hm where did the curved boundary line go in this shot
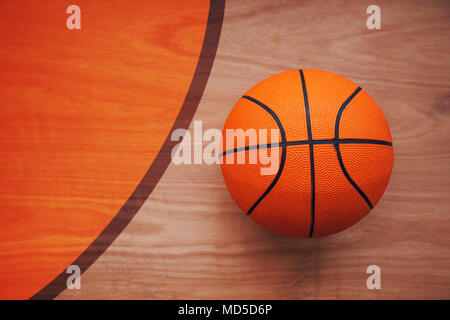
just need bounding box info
[31,0,225,300]
[334,87,374,209]
[241,96,287,216]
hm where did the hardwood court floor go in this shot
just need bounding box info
[57,0,450,299]
[1,0,448,299]
[0,0,210,299]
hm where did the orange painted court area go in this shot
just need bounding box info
[0,1,209,299]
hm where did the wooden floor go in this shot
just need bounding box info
[55,0,450,299]
[0,0,211,299]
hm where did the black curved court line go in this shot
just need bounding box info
[31,0,225,300]
[334,86,373,209]
[299,70,316,238]
[242,96,287,216]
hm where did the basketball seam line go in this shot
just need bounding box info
[334,86,374,209]
[242,96,287,216]
[231,82,384,233]
[299,70,316,238]
[220,138,392,156]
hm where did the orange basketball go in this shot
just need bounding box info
[220,69,393,238]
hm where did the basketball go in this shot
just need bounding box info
[221,69,394,238]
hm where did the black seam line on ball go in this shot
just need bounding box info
[241,95,287,216]
[242,96,287,143]
[335,87,362,138]
[334,87,373,209]
[220,138,392,157]
[299,69,316,238]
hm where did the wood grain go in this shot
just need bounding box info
[0,0,209,299]
[55,0,450,299]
